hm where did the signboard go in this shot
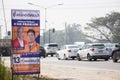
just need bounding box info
[11,9,40,75]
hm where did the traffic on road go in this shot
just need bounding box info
[42,42,120,63]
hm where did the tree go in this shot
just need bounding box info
[87,12,120,43]
[66,23,90,44]
[40,23,91,46]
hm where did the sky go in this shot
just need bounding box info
[0,0,120,38]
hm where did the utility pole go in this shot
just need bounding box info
[28,3,63,45]
[49,29,51,43]
[2,0,8,46]
[65,22,67,44]
[0,25,2,39]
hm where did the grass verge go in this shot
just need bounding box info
[0,60,57,80]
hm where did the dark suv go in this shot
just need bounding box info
[40,46,46,58]
[112,43,120,62]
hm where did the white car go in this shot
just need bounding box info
[77,43,110,61]
[44,43,59,57]
[57,44,80,60]
[104,43,119,57]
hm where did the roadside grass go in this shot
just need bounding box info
[0,60,21,80]
[0,60,57,80]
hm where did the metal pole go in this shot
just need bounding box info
[65,22,67,44]
[2,0,8,45]
[49,29,50,43]
[10,40,14,80]
[0,26,1,62]
[37,74,39,80]
[0,26,2,39]
[44,8,47,44]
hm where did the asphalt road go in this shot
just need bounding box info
[41,56,120,71]
[1,56,120,80]
[1,56,120,71]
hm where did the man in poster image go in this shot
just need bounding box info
[25,29,40,52]
[12,27,27,48]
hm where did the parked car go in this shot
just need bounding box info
[0,46,11,56]
[44,43,59,57]
[104,43,118,57]
[77,43,110,61]
[112,43,120,62]
[40,46,46,58]
[57,44,80,60]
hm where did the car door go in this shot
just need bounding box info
[80,45,86,58]
[82,44,89,58]
[59,46,66,59]
[62,46,68,59]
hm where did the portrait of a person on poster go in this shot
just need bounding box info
[24,29,40,52]
[12,27,27,49]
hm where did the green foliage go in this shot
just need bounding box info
[0,61,21,80]
[87,11,120,43]
[0,61,11,80]
[112,26,120,43]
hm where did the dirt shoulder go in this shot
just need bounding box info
[41,64,120,80]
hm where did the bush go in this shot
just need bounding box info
[0,61,20,80]
[0,61,11,80]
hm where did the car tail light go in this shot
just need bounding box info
[90,48,94,51]
[68,50,71,52]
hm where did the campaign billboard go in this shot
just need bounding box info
[11,9,40,75]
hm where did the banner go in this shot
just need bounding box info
[11,9,40,75]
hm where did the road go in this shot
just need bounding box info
[41,56,120,80]
[1,57,120,80]
[41,56,120,71]
[2,56,120,71]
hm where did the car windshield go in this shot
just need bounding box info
[68,45,79,49]
[48,44,58,47]
[92,44,105,49]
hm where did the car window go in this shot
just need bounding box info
[68,46,79,49]
[48,44,58,47]
[82,45,87,49]
[92,44,105,49]
[40,46,44,49]
[87,45,92,49]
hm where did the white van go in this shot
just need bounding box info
[44,43,59,57]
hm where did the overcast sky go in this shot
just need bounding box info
[0,0,120,37]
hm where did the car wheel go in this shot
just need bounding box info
[72,57,75,60]
[93,58,97,61]
[104,58,109,61]
[87,54,92,61]
[113,53,118,62]
[43,55,46,58]
[77,54,81,61]
[57,54,61,60]
[64,54,68,60]
[51,54,53,57]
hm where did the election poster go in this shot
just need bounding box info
[11,9,40,75]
